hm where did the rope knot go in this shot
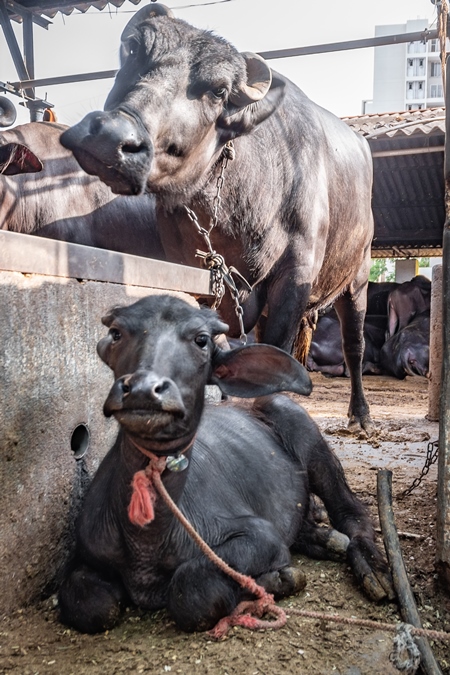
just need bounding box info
[128,456,166,527]
[208,591,287,639]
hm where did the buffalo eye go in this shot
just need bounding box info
[126,37,139,58]
[194,334,209,349]
[211,86,227,101]
[109,328,122,343]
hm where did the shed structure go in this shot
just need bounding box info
[343,107,445,258]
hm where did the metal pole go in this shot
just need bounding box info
[22,12,40,121]
[0,0,36,113]
[8,29,440,93]
[436,54,450,591]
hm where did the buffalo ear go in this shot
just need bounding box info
[0,143,43,175]
[96,311,118,365]
[210,343,312,398]
[96,336,111,365]
[218,74,286,139]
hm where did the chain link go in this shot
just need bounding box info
[184,141,250,344]
[397,439,439,499]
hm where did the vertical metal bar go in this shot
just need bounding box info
[0,1,34,107]
[23,14,34,84]
[436,54,450,591]
[22,12,42,121]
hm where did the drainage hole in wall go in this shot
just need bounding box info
[71,424,90,460]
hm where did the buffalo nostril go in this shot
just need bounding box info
[122,142,147,155]
[122,377,132,396]
[166,143,183,158]
[152,380,170,396]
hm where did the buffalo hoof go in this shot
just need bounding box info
[347,413,375,437]
[326,530,350,556]
[257,565,307,599]
[347,538,395,602]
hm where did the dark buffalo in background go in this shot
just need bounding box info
[0,122,164,259]
[386,275,431,339]
[366,281,399,316]
[58,295,393,635]
[308,278,431,380]
[307,308,386,377]
[61,4,375,432]
[380,311,430,379]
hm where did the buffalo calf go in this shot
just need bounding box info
[58,295,393,634]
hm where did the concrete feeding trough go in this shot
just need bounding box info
[0,231,212,615]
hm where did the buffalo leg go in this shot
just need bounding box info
[334,277,373,432]
[261,272,312,354]
[58,561,127,633]
[167,517,296,632]
[305,440,394,601]
[254,395,393,602]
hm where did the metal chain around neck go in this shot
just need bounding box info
[184,141,251,344]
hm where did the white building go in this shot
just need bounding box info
[364,19,444,114]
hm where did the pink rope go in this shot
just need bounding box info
[126,437,450,644]
[127,436,286,638]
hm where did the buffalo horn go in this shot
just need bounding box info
[229,52,272,107]
[121,3,174,41]
[0,97,17,128]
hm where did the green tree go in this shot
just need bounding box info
[369,259,388,282]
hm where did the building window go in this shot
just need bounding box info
[430,39,439,52]
[406,81,426,99]
[430,83,443,98]
[407,40,426,53]
[431,61,442,77]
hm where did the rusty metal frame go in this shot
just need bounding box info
[0,230,212,295]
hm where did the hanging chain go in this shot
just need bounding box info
[184,141,251,344]
[397,439,439,500]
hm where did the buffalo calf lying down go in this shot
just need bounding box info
[58,296,393,634]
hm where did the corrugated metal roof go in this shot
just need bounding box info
[6,0,143,22]
[342,107,446,139]
[342,108,445,257]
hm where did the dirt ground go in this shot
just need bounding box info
[1,373,449,675]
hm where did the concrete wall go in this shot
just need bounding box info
[0,270,198,616]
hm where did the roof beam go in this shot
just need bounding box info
[8,28,440,91]
[258,29,439,60]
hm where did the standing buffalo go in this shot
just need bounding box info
[60,4,375,432]
[0,121,164,259]
[58,295,393,634]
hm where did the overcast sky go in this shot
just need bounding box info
[0,0,439,126]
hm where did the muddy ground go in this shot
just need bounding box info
[1,373,449,675]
